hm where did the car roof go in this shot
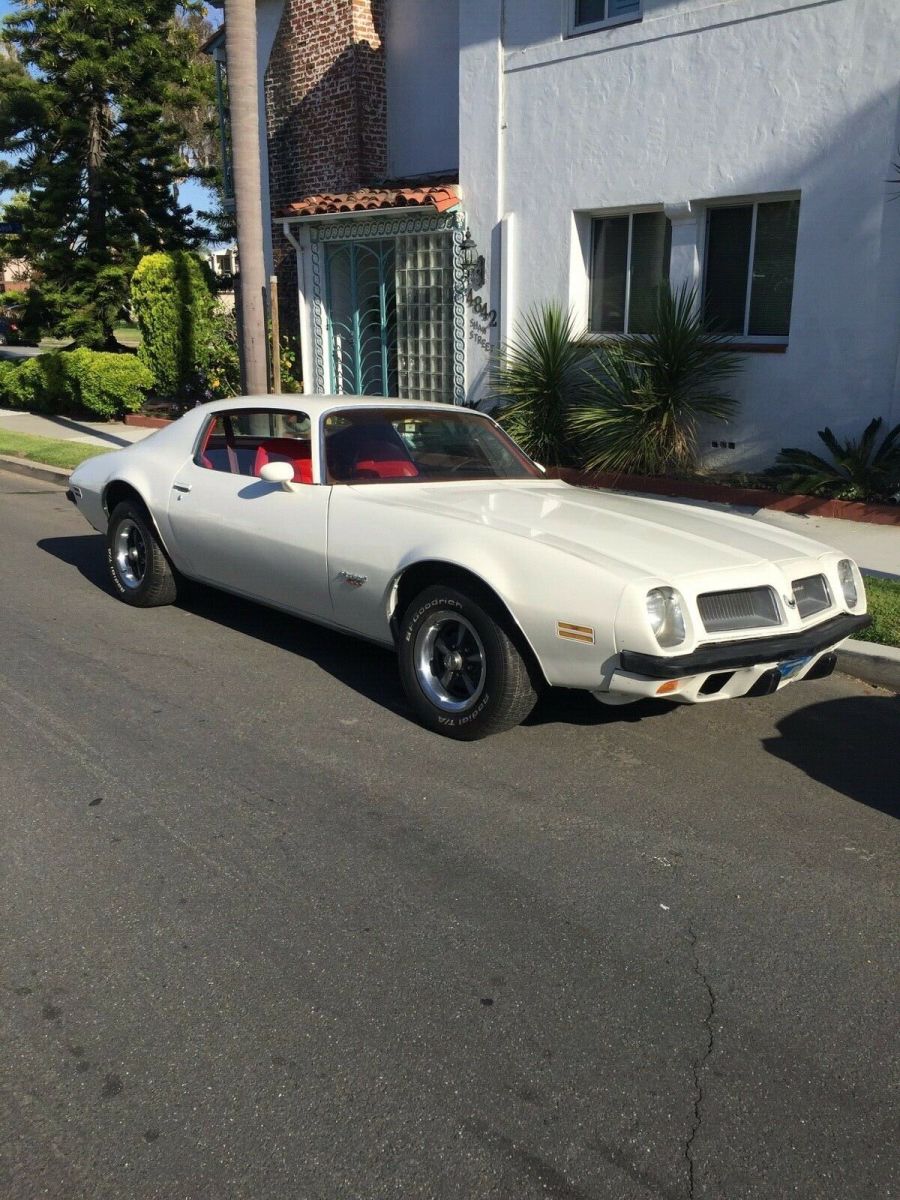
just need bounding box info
[194,395,473,419]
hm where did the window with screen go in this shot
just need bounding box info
[572,0,641,31]
[589,211,671,334]
[703,198,800,339]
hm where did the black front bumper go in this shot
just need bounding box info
[619,612,871,680]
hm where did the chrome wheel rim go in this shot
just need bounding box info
[414,611,486,713]
[113,518,147,589]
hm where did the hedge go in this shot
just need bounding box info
[0,350,153,418]
[131,251,218,400]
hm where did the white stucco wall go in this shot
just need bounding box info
[459,0,900,468]
[386,0,459,179]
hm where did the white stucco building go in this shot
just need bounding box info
[460,0,900,468]
[216,0,900,468]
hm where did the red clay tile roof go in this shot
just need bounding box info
[280,185,460,218]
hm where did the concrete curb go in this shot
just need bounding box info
[836,641,900,693]
[0,454,70,486]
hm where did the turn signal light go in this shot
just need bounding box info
[656,680,680,695]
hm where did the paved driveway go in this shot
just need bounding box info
[1,470,897,1199]
[0,343,44,360]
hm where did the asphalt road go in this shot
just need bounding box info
[1,468,897,1200]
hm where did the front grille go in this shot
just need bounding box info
[697,586,781,634]
[791,574,832,619]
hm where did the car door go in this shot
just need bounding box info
[165,407,332,621]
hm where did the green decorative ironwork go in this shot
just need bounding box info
[325,240,397,396]
[307,212,466,403]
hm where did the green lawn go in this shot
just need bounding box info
[0,430,110,471]
[853,575,900,649]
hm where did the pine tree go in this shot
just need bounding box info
[0,1,215,348]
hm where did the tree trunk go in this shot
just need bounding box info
[224,0,268,395]
[86,97,107,258]
[86,95,115,348]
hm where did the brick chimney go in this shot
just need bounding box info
[266,0,386,209]
[265,0,386,340]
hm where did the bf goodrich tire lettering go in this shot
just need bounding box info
[398,584,538,740]
[106,501,178,608]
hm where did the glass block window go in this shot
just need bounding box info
[589,210,671,334]
[395,231,455,404]
[704,198,800,338]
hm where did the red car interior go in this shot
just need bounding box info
[325,423,419,481]
[252,439,313,484]
[353,440,419,479]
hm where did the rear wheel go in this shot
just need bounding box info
[106,501,178,607]
[398,584,538,739]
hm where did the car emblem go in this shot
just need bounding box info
[784,592,797,609]
[338,571,367,589]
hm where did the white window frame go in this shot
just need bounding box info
[568,0,642,37]
[585,206,670,339]
[700,193,801,346]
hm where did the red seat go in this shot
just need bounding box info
[352,439,418,480]
[355,458,419,479]
[253,439,312,484]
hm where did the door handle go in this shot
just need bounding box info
[173,483,192,493]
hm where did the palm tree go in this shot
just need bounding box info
[490,303,586,465]
[224,0,268,393]
[569,283,742,476]
[771,418,900,502]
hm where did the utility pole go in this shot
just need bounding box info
[224,0,268,395]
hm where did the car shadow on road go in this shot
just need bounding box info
[38,531,678,731]
[39,533,110,590]
[762,695,900,819]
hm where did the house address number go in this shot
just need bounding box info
[467,289,497,328]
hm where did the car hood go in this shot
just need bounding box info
[357,479,835,580]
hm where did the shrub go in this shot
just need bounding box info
[491,303,586,466]
[0,350,151,417]
[131,251,218,401]
[569,284,742,475]
[63,349,153,417]
[770,418,900,503]
[194,302,241,403]
[0,353,67,412]
[279,333,302,393]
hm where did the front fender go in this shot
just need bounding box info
[387,535,626,691]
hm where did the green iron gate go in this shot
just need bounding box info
[324,239,397,396]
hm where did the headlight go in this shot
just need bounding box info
[646,587,686,647]
[837,559,858,608]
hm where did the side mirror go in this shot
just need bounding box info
[259,461,299,491]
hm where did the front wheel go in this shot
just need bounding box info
[106,501,178,607]
[398,585,538,740]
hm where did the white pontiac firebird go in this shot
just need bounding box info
[68,395,870,739]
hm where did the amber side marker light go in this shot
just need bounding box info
[656,680,681,695]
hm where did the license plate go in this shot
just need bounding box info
[777,655,811,679]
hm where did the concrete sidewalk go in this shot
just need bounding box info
[665,495,900,579]
[0,408,154,448]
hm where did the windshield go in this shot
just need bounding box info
[323,407,540,484]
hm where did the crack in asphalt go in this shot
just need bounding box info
[685,925,716,1199]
